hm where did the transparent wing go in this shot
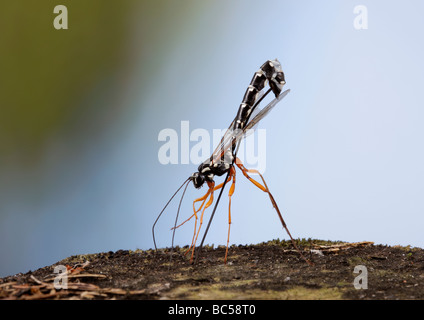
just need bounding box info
[209,90,265,162]
[209,118,236,163]
[243,88,290,132]
[211,89,290,164]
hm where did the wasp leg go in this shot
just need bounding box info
[172,188,210,232]
[170,188,209,258]
[235,158,313,266]
[183,185,213,258]
[225,166,236,264]
[188,181,216,262]
[188,172,236,263]
[188,177,234,226]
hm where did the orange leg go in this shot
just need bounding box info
[184,182,214,259]
[172,189,210,230]
[235,158,312,266]
[170,186,210,258]
[173,177,235,231]
[225,166,236,264]
[177,176,233,263]
[188,182,216,262]
[171,190,210,230]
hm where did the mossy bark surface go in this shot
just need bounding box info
[1,240,423,300]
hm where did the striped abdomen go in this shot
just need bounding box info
[233,59,286,132]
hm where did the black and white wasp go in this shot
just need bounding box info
[153,59,311,265]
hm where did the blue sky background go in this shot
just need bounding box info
[1,0,424,277]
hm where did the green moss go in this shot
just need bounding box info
[261,238,347,248]
[165,282,345,300]
[347,256,368,267]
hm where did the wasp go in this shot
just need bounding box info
[153,59,311,265]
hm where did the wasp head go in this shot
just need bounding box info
[190,172,205,189]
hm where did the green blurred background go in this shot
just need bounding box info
[0,0,206,276]
[0,0,199,162]
[1,1,127,159]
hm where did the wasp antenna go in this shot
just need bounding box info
[152,178,191,251]
[170,179,191,261]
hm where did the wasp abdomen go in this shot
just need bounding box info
[233,59,285,132]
